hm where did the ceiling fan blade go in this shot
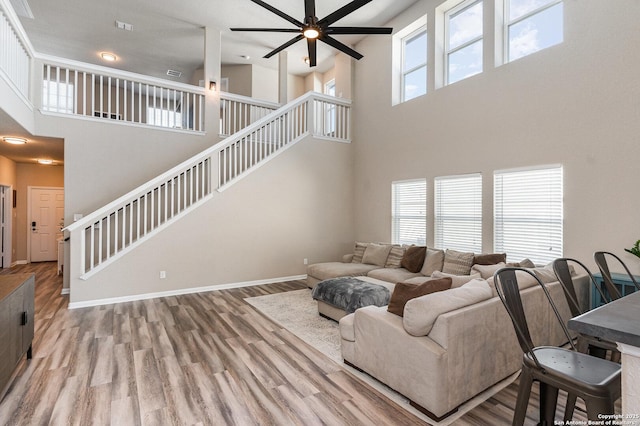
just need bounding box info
[263,34,305,58]
[248,0,304,28]
[230,28,302,33]
[304,0,316,22]
[317,0,372,26]
[319,35,363,60]
[307,38,317,66]
[327,26,393,35]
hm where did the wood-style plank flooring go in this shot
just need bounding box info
[0,263,610,425]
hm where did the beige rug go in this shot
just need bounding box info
[245,288,519,426]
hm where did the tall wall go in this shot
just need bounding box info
[351,0,640,272]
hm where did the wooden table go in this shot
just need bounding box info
[569,291,640,419]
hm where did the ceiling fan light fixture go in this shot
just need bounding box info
[303,26,320,39]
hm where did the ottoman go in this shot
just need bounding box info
[311,276,395,321]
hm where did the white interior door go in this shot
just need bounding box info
[30,188,64,262]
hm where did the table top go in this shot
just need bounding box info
[0,273,35,301]
[569,291,640,347]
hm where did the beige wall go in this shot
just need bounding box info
[221,64,253,97]
[251,64,278,103]
[14,163,64,261]
[351,0,640,273]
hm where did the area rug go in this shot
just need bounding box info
[245,288,519,426]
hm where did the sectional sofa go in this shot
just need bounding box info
[306,242,588,420]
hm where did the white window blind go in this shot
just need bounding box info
[435,173,482,252]
[392,179,426,245]
[494,165,563,265]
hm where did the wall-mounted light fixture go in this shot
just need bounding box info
[3,137,27,144]
[303,57,310,65]
[209,81,217,91]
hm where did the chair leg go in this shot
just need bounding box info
[513,368,534,426]
[539,382,559,426]
[563,394,578,422]
[586,397,615,421]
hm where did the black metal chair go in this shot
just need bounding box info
[594,251,640,301]
[494,267,621,426]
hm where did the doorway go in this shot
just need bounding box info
[0,185,12,268]
[28,187,64,262]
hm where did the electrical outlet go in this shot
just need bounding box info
[303,258,308,265]
[159,271,166,279]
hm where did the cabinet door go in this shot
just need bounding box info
[0,289,22,391]
[21,277,35,355]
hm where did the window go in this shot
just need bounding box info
[324,79,336,135]
[147,106,182,128]
[392,179,427,245]
[402,27,427,102]
[434,173,482,253]
[505,0,563,62]
[445,0,483,85]
[42,80,74,114]
[494,165,563,265]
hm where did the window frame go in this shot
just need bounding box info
[434,173,482,253]
[444,0,484,85]
[42,80,75,114]
[147,104,183,128]
[401,26,428,102]
[493,164,563,265]
[324,79,337,135]
[392,179,427,246]
[504,0,563,63]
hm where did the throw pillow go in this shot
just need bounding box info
[351,242,368,263]
[473,253,507,265]
[387,278,452,316]
[420,248,445,276]
[431,270,482,288]
[507,258,536,268]
[401,246,427,273]
[403,279,493,337]
[385,245,406,269]
[362,243,392,267]
[470,262,506,279]
[442,249,475,275]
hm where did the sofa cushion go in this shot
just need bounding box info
[401,246,427,273]
[385,245,406,269]
[420,248,445,276]
[307,262,380,281]
[403,279,493,337]
[339,313,355,342]
[470,262,506,279]
[431,271,482,288]
[486,269,541,297]
[387,278,453,316]
[352,242,368,263]
[473,253,507,265]
[442,249,475,275]
[362,243,392,267]
[367,268,423,283]
[531,264,558,284]
[507,258,535,268]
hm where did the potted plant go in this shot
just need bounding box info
[625,240,640,259]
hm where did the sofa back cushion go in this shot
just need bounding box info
[385,245,407,268]
[442,249,475,275]
[387,278,453,316]
[352,242,368,263]
[470,262,506,279]
[420,248,445,276]
[362,243,393,267]
[431,271,482,288]
[402,279,493,337]
[473,253,507,265]
[401,246,427,272]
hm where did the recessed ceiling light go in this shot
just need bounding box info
[240,55,251,60]
[101,52,117,62]
[37,159,53,165]
[3,137,27,144]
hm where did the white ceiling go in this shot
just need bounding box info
[1,0,419,164]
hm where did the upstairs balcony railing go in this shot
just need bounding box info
[0,0,33,104]
[40,57,206,132]
[219,92,280,137]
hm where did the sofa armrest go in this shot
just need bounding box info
[342,253,354,263]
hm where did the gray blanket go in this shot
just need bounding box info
[311,277,391,314]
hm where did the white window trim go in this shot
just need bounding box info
[434,173,482,253]
[392,179,427,246]
[503,0,563,63]
[42,80,75,114]
[401,26,428,103]
[444,0,483,85]
[392,15,427,106]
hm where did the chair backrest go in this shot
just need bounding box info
[552,258,607,317]
[594,251,639,299]
[494,267,576,371]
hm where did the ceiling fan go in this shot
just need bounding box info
[231,0,392,67]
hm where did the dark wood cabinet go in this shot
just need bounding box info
[0,273,35,400]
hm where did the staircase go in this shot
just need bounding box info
[65,91,352,280]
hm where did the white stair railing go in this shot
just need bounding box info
[0,0,33,105]
[66,92,351,280]
[219,92,280,137]
[40,56,205,132]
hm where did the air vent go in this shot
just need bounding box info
[166,70,182,78]
[115,20,133,31]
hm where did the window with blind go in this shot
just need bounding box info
[434,173,482,252]
[392,179,427,245]
[494,165,563,265]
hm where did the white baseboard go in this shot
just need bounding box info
[60,288,70,295]
[68,274,308,309]
[12,260,28,266]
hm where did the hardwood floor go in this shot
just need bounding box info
[0,263,609,425]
